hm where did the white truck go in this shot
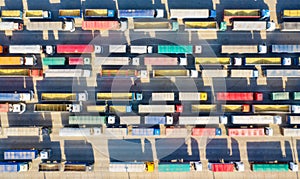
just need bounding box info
[232,21,275,31]
[26,21,75,32]
[95,57,130,66]
[59,128,101,136]
[9,45,42,54]
[231,115,282,124]
[230,69,259,78]
[44,69,91,78]
[109,45,127,53]
[151,92,175,101]
[281,22,300,31]
[130,45,153,54]
[0,22,23,31]
[2,127,41,136]
[221,44,267,54]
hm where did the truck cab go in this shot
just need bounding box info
[40,149,52,160]
[9,103,26,114]
[63,20,75,32]
[24,55,37,66]
[258,44,267,54]
[265,127,273,136]
[267,21,276,31]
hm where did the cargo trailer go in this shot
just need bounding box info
[170,9,216,19]
[41,92,88,101]
[25,10,51,19]
[85,9,115,18]
[221,45,267,54]
[151,92,174,101]
[231,115,282,124]
[216,92,263,101]
[59,128,101,136]
[44,69,91,78]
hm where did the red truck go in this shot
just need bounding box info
[82,21,127,31]
[68,57,91,65]
[192,128,221,136]
[56,45,95,54]
[208,163,234,172]
[227,128,265,137]
[144,57,178,65]
[216,92,263,101]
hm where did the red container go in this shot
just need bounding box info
[82,21,120,30]
[69,57,84,65]
[56,45,94,54]
[192,128,216,136]
[144,57,178,66]
[210,163,234,172]
[227,128,264,137]
[216,92,254,101]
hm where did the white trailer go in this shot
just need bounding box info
[138,105,175,113]
[179,92,207,101]
[119,116,141,124]
[44,69,91,77]
[0,22,22,31]
[151,92,174,101]
[231,115,282,124]
[272,45,300,53]
[109,45,127,53]
[169,9,216,19]
[282,128,300,136]
[232,21,275,31]
[221,45,267,54]
[109,162,145,172]
[265,69,300,77]
[287,116,300,124]
[230,69,259,78]
[281,22,300,31]
[130,46,153,54]
[105,128,128,136]
[2,127,41,136]
[95,57,130,65]
[59,128,101,136]
[179,116,220,125]
[201,69,228,77]
[9,45,42,54]
[26,21,75,32]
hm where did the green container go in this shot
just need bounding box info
[69,116,106,125]
[252,164,289,172]
[158,45,193,54]
[271,92,289,100]
[42,57,66,66]
[294,92,300,100]
[158,163,190,172]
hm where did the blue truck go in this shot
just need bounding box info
[4,150,38,160]
[0,162,29,172]
[118,9,164,18]
[0,91,33,102]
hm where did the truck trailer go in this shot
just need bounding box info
[221,45,267,54]
[223,9,270,25]
[0,162,29,172]
[118,9,164,18]
[179,92,208,101]
[44,69,91,78]
[2,127,41,136]
[58,9,82,18]
[138,105,181,113]
[0,69,42,77]
[0,22,23,31]
[0,103,26,114]
[4,150,38,160]
[109,45,127,53]
[9,45,42,54]
[282,10,300,19]
[25,10,51,19]
[0,56,36,66]
[151,92,174,101]
[230,69,258,78]
[184,21,219,31]
[133,20,178,31]
[85,9,115,18]
[144,57,186,66]
[130,46,153,54]
[41,92,88,101]
[179,116,224,125]
[1,10,22,19]
[281,22,300,31]
[232,21,275,31]
[170,9,216,19]
[82,21,127,31]
[97,92,142,101]
[158,45,202,54]
[109,162,154,172]
[231,115,282,124]
[95,57,130,66]
[216,92,263,101]
[0,92,33,102]
[59,128,101,136]
[265,69,300,77]
[272,45,300,53]
[56,44,99,53]
[34,104,82,112]
[26,21,75,32]
[252,104,300,114]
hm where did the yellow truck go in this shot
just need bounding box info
[195,57,231,65]
[282,10,300,19]
[192,104,216,113]
[1,10,22,19]
[25,10,51,19]
[245,57,287,65]
[184,21,218,31]
[0,56,37,66]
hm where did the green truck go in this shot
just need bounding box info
[158,45,202,54]
[252,163,289,172]
[271,92,290,100]
[69,116,106,125]
[42,57,66,66]
[158,163,190,172]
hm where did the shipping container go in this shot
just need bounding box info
[118,9,164,18]
[272,45,300,53]
[208,163,234,172]
[158,45,201,54]
[227,128,265,137]
[9,45,41,54]
[97,92,142,101]
[1,10,22,19]
[184,21,218,31]
[25,10,51,19]
[100,69,138,78]
[85,9,115,18]
[151,92,174,101]
[170,9,216,19]
[191,104,217,113]
[34,104,82,112]
[282,10,300,19]
[56,45,95,54]
[68,57,91,65]
[0,162,28,172]
[0,22,23,31]
[221,45,267,54]
[252,163,289,172]
[195,57,231,65]
[59,128,101,136]
[158,163,190,172]
[42,57,66,66]
[82,21,127,31]
[119,116,141,125]
[59,9,82,18]
[265,69,300,77]
[69,116,106,125]
[282,128,300,136]
[41,92,88,101]
[2,127,41,136]
[4,149,38,160]
[271,92,289,100]
[132,128,160,136]
[201,69,228,77]
[223,9,269,25]
[216,92,263,101]
[231,115,282,124]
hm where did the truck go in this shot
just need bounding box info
[0,22,23,31]
[1,10,22,19]
[272,45,300,53]
[39,163,62,172]
[138,105,182,113]
[86,105,106,113]
[232,21,275,31]
[252,163,289,172]
[68,57,91,65]
[191,104,217,113]
[44,69,91,78]
[85,9,115,18]
[109,105,132,113]
[0,103,26,114]
[151,92,174,101]
[231,115,282,124]
[0,92,33,102]
[158,163,191,172]
[25,10,51,19]
[265,69,300,77]
[287,116,300,124]
[64,162,93,171]
[184,21,219,31]
[34,104,82,112]
[221,104,251,113]
[179,92,207,101]
[144,57,187,66]
[2,127,41,136]
[153,70,198,78]
[82,21,128,31]
[0,56,37,66]
[9,45,42,54]
[118,9,164,18]
[192,128,222,136]
[281,22,300,31]
[107,116,139,125]
[158,45,202,54]
[105,127,128,136]
[26,21,75,32]
[179,116,227,125]
[252,105,300,114]
[96,92,142,101]
[42,57,66,66]
[165,127,188,136]
[56,44,99,54]
[133,20,178,31]
[109,162,154,172]
[0,162,29,172]
[201,69,228,77]
[216,92,263,101]
[69,116,106,125]
[223,9,270,25]
[282,10,300,19]
[244,57,291,66]
[0,69,43,77]
[271,92,290,100]
[294,92,300,100]
[227,128,273,137]
[95,57,130,66]
[109,45,127,53]
[230,69,259,78]
[195,57,231,65]
[170,9,216,19]
[221,45,267,54]
[208,163,235,172]
[100,69,138,78]
[282,128,300,136]
[144,116,173,125]
[130,46,153,54]
[59,128,101,136]
[4,149,38,160]
[41,92,88,101]
[131,128,160,136]
[58,9,82,18]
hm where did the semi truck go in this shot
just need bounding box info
[130,46,153,54]
[2,127,41,136]
[100,69,138,78]
[56,44,100,54]
[227,128,273,136]
[68,57,91,65]
[34,104,82,112]
[272,45,300,53]
[158,45,202,54]
[192,128,222,136]
[265,69,300,77]
[244,57,291,66]
[184,21,220,31]
[109,105,132,113]
[85,9,115,18]
[169,9,216,19]
[179,92,208,101]
[109,45,127,53]
[9,45,42,54]
[221,45,267,54]
[109,162,154,172]
[95,57,130,65]
[223,9,270,25]
[59,128,101,136]
[0,69,43,77]
[4,150,38,160]
[118,9,164,18]
[58,9,82,18]
[82,21,128,31]
[133,20,178,31]
[138,105,182,113]
[195,57,231,65]
[0,92,33,102]
[231,115,282,124]
[216,92,263,101]
[0,22,23,31]
[281,22,300,31]
[25,10,51,19]
[0,162,29,172]
[144,57,187,66]
[232,21,275,31]
[151,92,174,101]
[26,21,75,32]
[44,69,91,78]
[230,69,258,78]
[252,104,300,114]
[179,116,226,125]
[1,10,22,19]
[0,56,37,66]
[97,92,142,101]
[201,69,228,77]
[0,103,26,114]
[41,92,88,101]
[153,69,198,78]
